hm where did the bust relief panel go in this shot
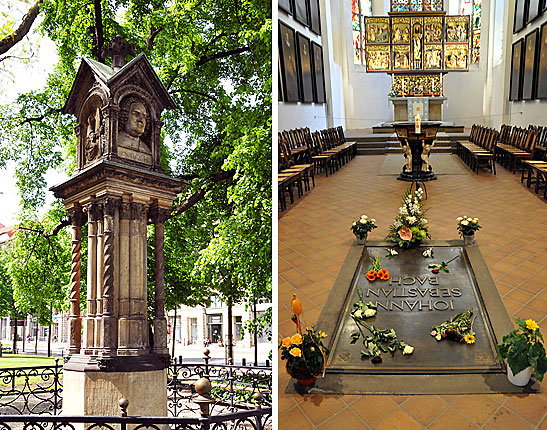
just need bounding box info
[117,96,153,165]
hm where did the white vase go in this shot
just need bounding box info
[507,365,533,386]
[463,234,475,245]
[356,234,367,245]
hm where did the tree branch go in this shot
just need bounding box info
[18,108,63,126]
[0,54,34,64]
[196,47,250,66]
[19,219,71,238]
[0,0,43,56]
[171,169,235,216]
[146,24,163,50]
[173,88,217,101]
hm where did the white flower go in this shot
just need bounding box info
[473,218,478,223]
[461,220,469,226]
[394,220,402,228]
[422,219,428,224]
[353,222,356,226]
[463,215,467,218]
[406,216,417,224]
[361,215,368,219]
[422,248,433,258]
[456,217,463,221]
[403,345,414,355]
[399,207,408,216]
[435,334,442,341]
[430,331,437,336]
[354,309,363,318]
[388,249,398,256]
[371,218,376,223]
[364,309,376,318]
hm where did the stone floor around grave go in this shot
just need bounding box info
[278,154,547,429]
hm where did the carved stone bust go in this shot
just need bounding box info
[117,98,152,164]
[84,107,101,163]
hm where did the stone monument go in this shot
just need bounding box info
[50,36,184,416]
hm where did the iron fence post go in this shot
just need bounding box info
[253,392,264,430]
[54,359,60,415]
[119,398,129,430]
[193,377,213,430]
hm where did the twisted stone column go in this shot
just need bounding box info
[68,209,84,355]
[101,198,118,355]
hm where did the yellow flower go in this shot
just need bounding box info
[310,347,315,352]
[281,337,292,348]
[464,334,475,344]
[318,330,327,338]
[289,347,302,357]
[290,333,303,345]
[291,294,303,316]
[525,319,539,331]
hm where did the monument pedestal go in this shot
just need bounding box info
[63,368,167,416]
[390,97,447,121]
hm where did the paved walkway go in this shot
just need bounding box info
[279,155,547,429]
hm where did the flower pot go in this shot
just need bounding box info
[287,364,318,386]
[507,365,533,386]
[463,234,475,245]
[355,234,367,245]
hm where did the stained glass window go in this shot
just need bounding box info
[352,0,372,64]
[460,0,481,63]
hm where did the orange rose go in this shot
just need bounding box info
[366,270,377,281]
[290,333,303,345]
[289,347,302,357]
[281,337,292,348]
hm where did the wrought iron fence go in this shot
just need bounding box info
[167,353,272,417]
[0,407,272,430]
[0,360,63,415]
[0,354,271,419]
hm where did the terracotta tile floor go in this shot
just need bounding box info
[278,155,547,429]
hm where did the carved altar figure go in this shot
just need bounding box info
[85,107,101,163]
[402,139,412,172]
[421,140,434,172]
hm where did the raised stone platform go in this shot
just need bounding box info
[286,240,541,395]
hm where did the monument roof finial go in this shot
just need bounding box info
[102,35,135,71]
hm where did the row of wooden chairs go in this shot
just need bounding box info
[456,124,498,174]
[497,125,538,173]
[278,126,356,211]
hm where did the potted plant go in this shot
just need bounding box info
[279,294,328,386]
[456,215,481,245]
[387,188,430,249]
[350,215,377,245]
[496,318,547,386]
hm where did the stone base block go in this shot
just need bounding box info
[63,368,167,416]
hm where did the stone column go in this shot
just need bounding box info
[83,204,98,354]
[95,207,104,349]
[129,202,148,352]
[101,198,118,356]
[117,202,131,353]
[152,208,169,356]
[68,208,84,355]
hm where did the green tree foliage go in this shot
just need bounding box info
[0,0,271,335]
[2,203,71,326]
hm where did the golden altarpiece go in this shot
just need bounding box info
[364,0,470,121]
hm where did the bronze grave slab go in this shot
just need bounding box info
[286,240,541,395]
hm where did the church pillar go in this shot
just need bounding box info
[153,208,169,356]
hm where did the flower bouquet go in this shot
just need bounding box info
[430,308,476,344]
[496,318,547,385]
[279,294,328,385]
[351,215,377,243]
[387,188,430,248]
[365,255,390,281]
[456,216,481,237]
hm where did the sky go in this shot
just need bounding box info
[0,13,63,227]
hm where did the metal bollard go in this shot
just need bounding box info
[242,358,247,366]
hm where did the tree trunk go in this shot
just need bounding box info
[47,322,52,357]
[22,316,26,352]
[11,316,16,353]
[253,301,258,366]
[227,299,233,364]
[34,323,38,354]
[171,308,177,358]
